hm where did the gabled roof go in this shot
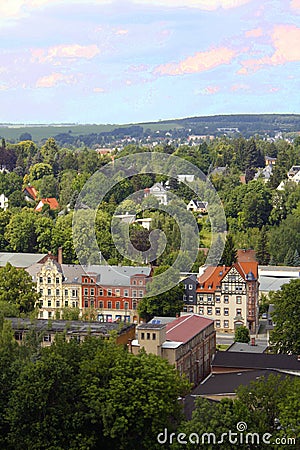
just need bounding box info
[165,314,214,344]
[196,261,258,293]
[35,197,59,211]
[23,185,38,200]
[83,264,151,286]
[0,252,47,269]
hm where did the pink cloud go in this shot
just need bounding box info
[31,44,100,63]
[239,24,300,74]
[115,29,128,35]
[36,72,75,88]
[132,0,250,10]
[245,27,263,38]
[231,83,250,91]
[155,47,236,76]
[291,0,300,10]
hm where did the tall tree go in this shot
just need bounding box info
[270,279,300,354]
[256,226,270,265]
[220,234,237,266]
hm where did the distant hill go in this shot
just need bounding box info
[1,113,300,144]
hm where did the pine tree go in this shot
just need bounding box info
[292,249,300,266]
[284,248,294,266]
[220,234,237,266]
[256,227,270,265]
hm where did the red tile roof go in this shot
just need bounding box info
[196,261,258,293]
[23,185,38,200]
[35,198,59,212]
[166,314,213,344]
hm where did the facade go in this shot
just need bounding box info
[131,314,216,385]
[186,199,208,213]
[182,274,198,311]
[144,182,168,205]
[183,262,259,333]
[27,256,82,319]
[81,265,151,323]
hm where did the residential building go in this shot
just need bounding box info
[0,193,8,210]
[131,314,216,385]
[182,274,198,312]
[184,262,259,333]
[186,199,208,213]
[35,197,59,212]
[144,182,168,205]
[8,317,135,347]
[81,265,151,323]
[27,254,82,319]
[265,155,277,166]
[254,164,273,182]
[23,185,38,202]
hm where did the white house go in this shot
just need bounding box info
[144,183,168,205]
[187,199,208,213]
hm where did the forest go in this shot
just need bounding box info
[0,134,300,267]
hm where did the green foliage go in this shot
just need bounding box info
[234,326,250,343]
[270,279,300,354]
[220,234,237,266]
[0,263,40,314]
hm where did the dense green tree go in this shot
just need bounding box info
[256,226,270,265]
[270,279,300,354]
[29,162,53,182]
[234,325,250,343]
[0,263,40,314]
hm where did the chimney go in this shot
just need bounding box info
[58,247,63,265]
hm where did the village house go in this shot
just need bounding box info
[35,197,59,212]
[186,199,208,213]
[144,182,168,205]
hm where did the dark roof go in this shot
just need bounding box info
[137,323,166,330]
[212,351,300,371]
[195,370,294,396]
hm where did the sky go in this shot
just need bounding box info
[0,0,300,124]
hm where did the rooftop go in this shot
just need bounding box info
[0,252,47,268]
[212,351,300,372]
[166,314,214,344]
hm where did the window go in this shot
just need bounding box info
[133,301,137,310]
[183,295,187,301]
[215,320,221,328]
[116,301,120,309]
[224,320,229,328]
[224,296,229,303]
[48,311,52,318]
[39,276,43,283]
[56,300,60,307]
[199,307,204,315]
[72,301,77,308]
[207,307,212,315]
[107,301,112,309]
[39,311,43,318]
[15,332,22,341]
[236,308,242,316]
[48,300,51,307]
[215,307,221,315]
[72,289,77,297]
[236,296,242,304]
[84,278,88,283]
[47,289,51,296]
[115,289,120,297]
[84,300,88,308]
[65,301,68,307]
[216,296,221,303]
[124,301,129,310]
[56,277,59,284]
[132,290,137,297]
[43,334,52,342]
[139,280,143,285]
[147,333,150,340]
[91,288,95,296]
[139,290,143,298]
[124,290,129,297]
[56,289,60,296]
[152,333,156,340]
[84,288,88,296]
[189,284,193,290]
[99,288,103,296]
[198,295,203,303]
[40,288,43,294]
[189,295,194,301]
[141,332,145,340]
[47,277,51,284]
[91,300,94,308]
[99,301,104,308]
[224,308,229,316]
[107,289,112,296]
[133,280,137,285]
[65,289,68,297]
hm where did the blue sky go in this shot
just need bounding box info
[0,0,299,124]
